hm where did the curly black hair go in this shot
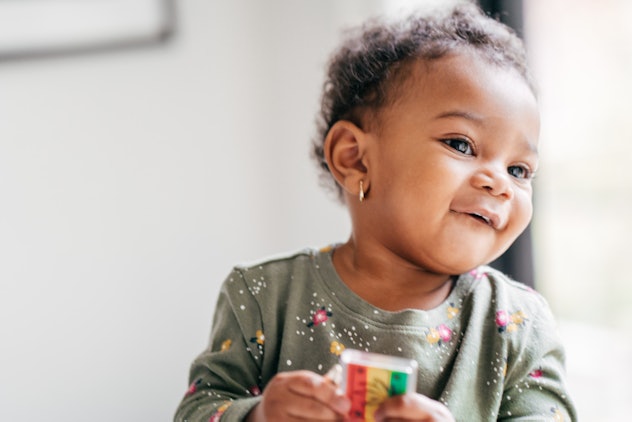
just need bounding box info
[312,2,534,202]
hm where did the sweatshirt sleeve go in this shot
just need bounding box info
[174,269,265,421]
[498,294,577,422]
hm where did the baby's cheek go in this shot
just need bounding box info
[510,193,533,231]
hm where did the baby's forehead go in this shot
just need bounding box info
[368,52,538,132]
[383,51,531,105]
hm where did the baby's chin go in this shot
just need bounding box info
[415,260,484,279]
[427,255,498,277]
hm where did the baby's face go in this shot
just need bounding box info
[362,51,540,275]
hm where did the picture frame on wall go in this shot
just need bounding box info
[0,0,175,60]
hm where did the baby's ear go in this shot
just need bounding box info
[323,120,370,197]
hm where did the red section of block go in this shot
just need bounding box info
[346,363,368,420]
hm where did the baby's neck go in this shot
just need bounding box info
[331,243,456,311]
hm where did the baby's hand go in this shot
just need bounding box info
[373,393,455,422]
[246,370,351,422]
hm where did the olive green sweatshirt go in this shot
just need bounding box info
[175,247,576,421]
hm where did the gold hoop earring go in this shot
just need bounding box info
[359,180,365,202]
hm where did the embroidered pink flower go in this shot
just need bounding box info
[186,378,202,396]
[469,269,486,280]
[437,324,452,342]
[426,324,453,345]
[495,310,509,327]
[529,368,543,379]
[248,385,262,396]
[307,306,333,327]
[496,310,528,333]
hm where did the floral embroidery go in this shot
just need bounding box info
[220,339,232,352]
[511,310,527,324]
[426,324,452,345]
[447,303,460,319]
[495,310,527,333]
[209,402,232,422]
[307,306,332,327]
[248,385,262,396]
[185,378,203,396]
[330,341,345,355]
[495,310,508,326]
[469,268,486,280]
[250,330,265,349]
[551,405,565,422]
[529,368,544,379]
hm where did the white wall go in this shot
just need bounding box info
[0,1,388,420]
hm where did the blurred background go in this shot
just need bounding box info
[0,0,629,420]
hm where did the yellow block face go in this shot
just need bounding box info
[364,367,391,422]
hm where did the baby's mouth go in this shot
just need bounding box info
[450,206,502,229]
[469,212,492,226]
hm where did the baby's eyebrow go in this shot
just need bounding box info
[433,110,484,123]
[520,139,539,156]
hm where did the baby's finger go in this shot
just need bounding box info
[324,364,343,386]
[282,393,347,420]
[373,393,455,422]
[286,371,350,415]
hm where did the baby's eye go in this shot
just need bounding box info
[443,138,473,155]
[508,165,532,180]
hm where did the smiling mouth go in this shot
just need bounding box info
[468,212,493,226]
